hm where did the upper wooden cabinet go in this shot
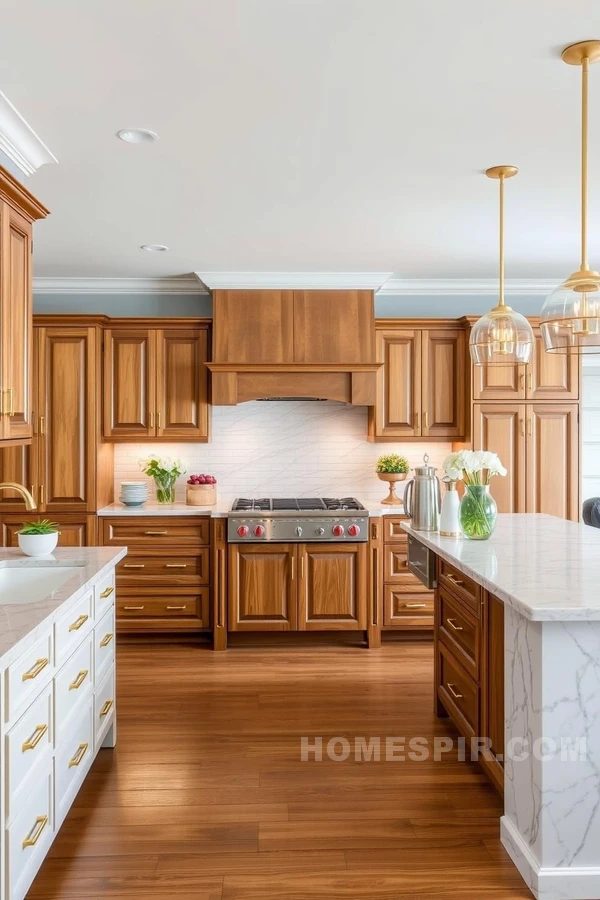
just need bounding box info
[369,324,466,440]
[0,166,49,445]
[473,327,579,401]
[293,291,375,363]
[472,403,527,514]
[214,291,294,363]
[103,321,210,441]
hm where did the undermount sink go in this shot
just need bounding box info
[0,565,84,604]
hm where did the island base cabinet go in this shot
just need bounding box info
[6,763,54,900]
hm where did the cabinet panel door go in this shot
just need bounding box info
[528,330,579,400]
[228,544,297,631]
[1,514,96,547]
[472,403,526,513]
[103,330,156,438]
[421,329,466,438]
[526,405,579,521]
[37,327,96,511]
[293,291,374,364]
[472,363,525,401]
[1,204,33,441]
[372,330,421,438]
[0,442,38,509]
[156,329,209,440]
[213,290,294,363]
[384,587,434,629]
[298,543,367,630]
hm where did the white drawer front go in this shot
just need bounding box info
[55,589,93,664]
[6,630,54,726]
[6,761,53,900]
[94,607,115,684]
[94,663,115,749]
[6,682,53,822]
[55,700,93,827]
[54,633,94,747]
[95,570,115,620]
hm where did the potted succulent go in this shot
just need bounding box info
[140,456,186,504]
[376,453,410,506]
[17,519,61,557]
[186,473,217,506]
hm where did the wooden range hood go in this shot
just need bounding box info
[207,289,381,405]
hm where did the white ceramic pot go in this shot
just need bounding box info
[18,532,59,557]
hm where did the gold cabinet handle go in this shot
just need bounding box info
[291,556,295,580]
[520,417,525,436]
[371,523,379,541]
[100,586,114,599]
[424,410,429,430]
[22,723,48,752]
[123,605,144,610]
[520,373,525,390]
[99,632,114,647]
[447,573,464,587]
[68,742,89,768]
[69,669,89,691]
[166,605,187,610]
[527,417,532,436]
[528,372,533,392]
[447,683,463,700]
[157,411,161,429]
[149,411,154,428]
[414,411,420,431]
[446,617,464,632]
[99,699,114,718]
[6,387,14,416]
[403,602,427,609]
[22,815,48,849]
[165,563,187,568]
[69,613,89,632]
[22,658,49,682]
[39,484,44,507]
[123,564,145,569]
[39,415,46,436]
[145,531,168,536]
[300,555,305,579]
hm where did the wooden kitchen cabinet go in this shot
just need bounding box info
[369,329,421,438]
[103,320,210,441]
[228,543,297,631]
[1,514,96,547]
[381,516,434,631]
[0,166,49,445]
[293,291,375,364]
[213,290,294,364]
[421,329,466,438]
[480,591,505,794]
[472,403,527,514]
[297,543,367,630]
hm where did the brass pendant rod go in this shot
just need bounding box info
[499,173,505,307]
[581,55,589,271]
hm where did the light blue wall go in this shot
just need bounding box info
[375,294,545,318]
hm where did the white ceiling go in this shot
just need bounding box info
[2,0,600,280]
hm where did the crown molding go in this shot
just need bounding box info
[377,278,559,297]
[196,271,394,291]
[33,275,207,295]
[0,91,57,177]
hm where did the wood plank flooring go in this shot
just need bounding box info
[28,642,531,899]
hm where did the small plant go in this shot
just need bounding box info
[17,519,61,535]
[140,456,186,504]
[376,453,409,474]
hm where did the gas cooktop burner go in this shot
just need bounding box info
[228,497,368,542]
[230,497,366,512]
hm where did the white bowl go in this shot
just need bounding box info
[18,532,59,557]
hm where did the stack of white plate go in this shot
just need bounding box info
[119,482,149,507]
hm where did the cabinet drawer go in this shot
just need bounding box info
[384,544,430,591]
[102,517,209,548]
[437,642,479,740]
[6,762,53,900]
[384,588,434,628]
[383,516,408,543]
[56,700,93,827]
[438,559,480,616]
[117,591,206,619]
[95,569,116,620]
[6,629,54,726]
[6,681,53,821]
[95,606,115,684]
[55,589,94,664]
[54,633,94,747]
[117,550,209,582]
[94,663,115,749]
[438,587,480,681]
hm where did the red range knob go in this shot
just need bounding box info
[237,525,249,537]
[332,524,345,537]
[347,524,360,537]
[254,524,266,537]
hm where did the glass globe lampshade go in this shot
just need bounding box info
[469,305,534,365]
[540,271,600,353]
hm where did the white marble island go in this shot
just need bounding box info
[403,514,600,900]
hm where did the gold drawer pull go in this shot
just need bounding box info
[6,387,14,416]
[123,564,145,569]
[447,573,464,587]
[22,723,48,752]
[99,699,114,718]
[22,658,49,682]
[166,605,187,610]
[69,613,89,632]
[68,742,88,768]
[100,586,114,599]
[403,603,427,609]
[99,632,114,648]
[447,682,463,700]
[69,669,88,691]
[123,605,144,610]
[145,530,168,536]
[22,815,48,849]
[446,617,464,632]
[165,563,187,568]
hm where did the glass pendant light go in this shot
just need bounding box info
[470,167,534,366]
[541,40,600,354]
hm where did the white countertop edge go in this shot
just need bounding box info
[97,502,405,518]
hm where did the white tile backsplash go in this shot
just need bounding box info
[113,401,451,505]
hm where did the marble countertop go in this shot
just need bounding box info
[403,513,600,622]
[98,501,404,518]
[0,547,127,669]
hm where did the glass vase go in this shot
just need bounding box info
[153,474,177,504]
[459,484,497,541]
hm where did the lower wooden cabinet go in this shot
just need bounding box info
[228,542,367,632]
[382,517,434,630]
[116,587,210,632]
[480,591,505,793]
[0,514,97,547]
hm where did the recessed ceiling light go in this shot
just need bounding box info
[116,128,158,144]
[140,244,169,252]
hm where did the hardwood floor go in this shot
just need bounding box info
[28,642,530,899]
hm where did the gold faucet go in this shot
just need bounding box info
[0,483,37,510]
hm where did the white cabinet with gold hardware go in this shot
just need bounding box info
[0,558,120,900]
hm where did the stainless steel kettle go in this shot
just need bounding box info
[403,453,441,532]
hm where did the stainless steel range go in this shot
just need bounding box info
[227,497,368,542]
